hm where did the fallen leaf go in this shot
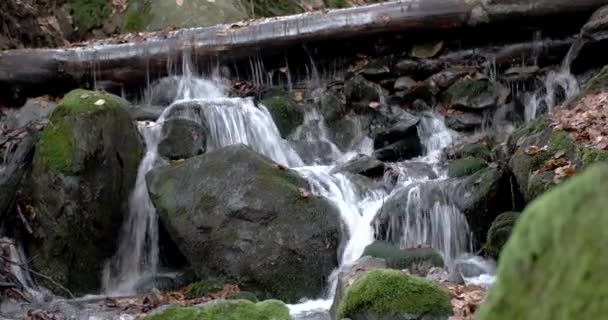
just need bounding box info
[176,0,184,6]
[94,99,106,106]
[80,94,90,99]
[299,188,311,199]
[369,101,380,109]
[554,150,566,159]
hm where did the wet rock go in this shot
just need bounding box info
[484,212,520,259]
[446,79,507,110]
[1,98,57,130]
[144,299,291,320]
[329,256,387,319]
[477,164,608,320]
[337,269,452,320]
[445,112,484,131]
[134,274,182,294]
[148,76,181,107]
[447,158,487,178]
[565,5,608,73]
[290,140,337,165]
[393,76,417,91]
[372,112,422,162]
[147,145,341,302]
[501,66,540,82]
[362,241,444,275]
[158,118,208,160]
[457,143,492,161]
[128,105,165,121]
[317,85,347,122]
[326,114,372,152]
[262,93,304,138]
[344,74,388,112]
[332,154,386,178]
[27,89,144,294]
[410,40,444,59]
[393,59,443,80]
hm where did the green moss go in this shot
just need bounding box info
[326,0,351,8]
[362,241,444,270]
[228,291,259,302]
[262,95,304,138]
[70,0,112,33]
[245,0,304,17]
[123,0,152,33]
[144,299,291,320]
[338,269,452,319]
[448,158,487,178]
[37,89,129,173]
[581,146,608,168]
[477,163,608,320]
[186,280,224,299]
[484,212,520,259]
[529,130,578,171]
[460,143,492,161]
[583,65,608,92]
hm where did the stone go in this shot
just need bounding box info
[262,94,304,138]
[1,97,57,130]
[447,158,488,178]
[362,241,444,275]
[372,112,422,162]
[27,89,144,294]
[158,118,207,160]
[337,269,452,320]
[332,154,386,178]
[445,112,484,131]
[484,212,520,259]
[147,145,341,302]
[393,76,417,91]
[148,76,181,107]
[317,85,347,123]
[476,164,608,320]
[290,140,338,165]
[446,79,507,110]
[410,40,444,59]
[393,59,443,80]
[344,74,388,112]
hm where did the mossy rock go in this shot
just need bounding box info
[459,143,492,161]
[362,241,444,274]
[483,212,520,259]
[228,291,259,302]
[122,0,152,33]
[262,94,304,138]
[144,299,291,320]
[326,0,351,8]
[447,158,487,178]
[245,0,304,17]
[338,269,452,320]
[69,0,112,33]
[477,163,608,320]
[28,89,143,294]
[186,280,225,299]
[446,79,503,110]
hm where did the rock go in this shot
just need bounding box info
[447,270,465,285]
[134,274,182,294]
[410,40,444,59]
[329,256,387,319]
[484,212,520,259]
[446,79,507,110]
[332,154,386,178]
[447,158,487,178]
[27,89,144,294]
[326,114,372,152]
[290,140,337,165]
[0,127,39,215]
[1,97,57,130]
[186,280,225,299]
[393,76,417,91]
[262,94,304,138]
[476,164,608,320]
[445,111,484,131]
[458,143,492,161]
[362,241,444,275]
[147,145,341,302]
[448,167,522,242]
[148,76,181,107]
[344,74,388,112]
[382,162,438,191]
[143,299,290,320]
[228,291,259,302]
[158,118,207,160]
[317,85,347,123]
[393,59,443,80]
[128,105,165,121]
[337,269,452,320]
[501,66,540,82]
[564,5,608,73]
[372,112,422,162]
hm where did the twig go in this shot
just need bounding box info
[16,204,33,235]
[29,269,74,299]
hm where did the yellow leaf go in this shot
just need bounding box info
[94,99,106,106]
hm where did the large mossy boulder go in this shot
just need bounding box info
[147,145,341,302]
[483,212,520,259]
[476,163,608,320]
[144,299,291,320]
[27,89,144,294]
[362,241,444,275]
[338,269,452,320]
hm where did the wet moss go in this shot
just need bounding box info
[326,0,351,8]
[448,158,487,178]
[338,269,452,319]
[69,0,112,33]
[583,65,608,92]
[460,143,492,161]
[477,163,608,320]
[484,212,520,259]
[261,95,304,138]
[581,146,608,168]
[186,280,224,299]
[246,0,304,17]
[228,291,259,302]
[362,241,444,270]
[144,300,291,320]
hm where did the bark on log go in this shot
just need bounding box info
[0,0,607,104]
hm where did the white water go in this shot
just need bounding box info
[524,69,579,121]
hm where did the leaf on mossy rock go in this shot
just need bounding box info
[553,92,608,151]
[524,145,548,155]
[554,163,577,184]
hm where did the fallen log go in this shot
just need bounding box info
[0,0,607,105]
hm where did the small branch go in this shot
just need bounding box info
[16,204,33,235]
[29,269,74,299]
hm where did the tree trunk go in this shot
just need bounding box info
[0,0,607,105]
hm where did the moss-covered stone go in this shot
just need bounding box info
[69,0,112,33]
[484,212,520,259]
[460,143,492,161]
[145,299,291,320]
[581,146,608,168]
[262,94,304,138]
[583,65,608,92]
[28,89,144,294]
[362,241,444,273]
[122,0,152,33]
[228,291,259,302]
[186,280,224,299]
[477,163,608,320]
[446,79,503,110]
[245,0,304,17]
[448,158,487,178]
[326,0,351,8]
[338,269,452,319]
